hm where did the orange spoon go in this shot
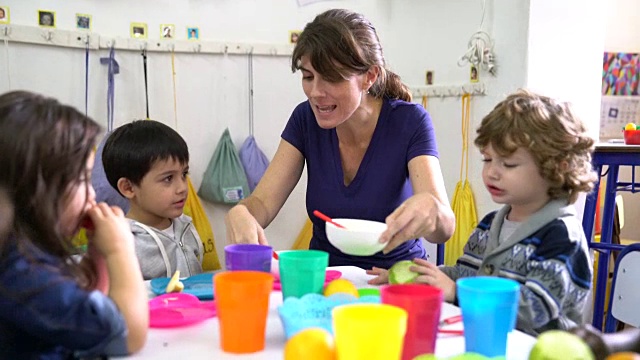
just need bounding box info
[313,210,347,229]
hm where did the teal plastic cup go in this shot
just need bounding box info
[456,277,520,358]
[278,250,329,299]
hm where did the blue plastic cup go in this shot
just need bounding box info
[456,277,520,358]
[225,244,272,272]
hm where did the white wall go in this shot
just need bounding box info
[526,0,607,222]
[603,0,640,241]
[0,0,612,265]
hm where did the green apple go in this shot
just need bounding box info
[412,355,438,360]
[448,353,491,360]
[389,260,419,284]
[529,330,595,360]
[413,353,490,360]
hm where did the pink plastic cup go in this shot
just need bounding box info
[381,284,444,359]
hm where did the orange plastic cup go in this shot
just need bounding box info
[213,271,274,353]
[333,303,407,360]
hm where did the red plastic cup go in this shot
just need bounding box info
[381,284,443,360]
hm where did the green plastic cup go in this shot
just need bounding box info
[278,250,329,299]
[358,288,381,297]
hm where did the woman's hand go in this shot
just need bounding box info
[224,204,268,245]
[379,192,445,254]
[366,267,389,285]
[410,258,456,302]
[379,155,455,254]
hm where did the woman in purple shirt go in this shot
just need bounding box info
[225,9,455,270]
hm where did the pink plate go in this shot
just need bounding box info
[149,293,217,328]
[273,270,342,291]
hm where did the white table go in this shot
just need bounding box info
[127,266,536,359]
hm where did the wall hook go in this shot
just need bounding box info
[224,45,228,54]
[193,43,201,53]
[41,30,53,42]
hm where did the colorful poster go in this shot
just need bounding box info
[602,52,640,96]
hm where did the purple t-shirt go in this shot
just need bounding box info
[281,98,440,269]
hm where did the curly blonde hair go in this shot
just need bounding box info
[474,89,597,204]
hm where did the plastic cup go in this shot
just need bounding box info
[456,277,520,358]
[358,288,381,297]
[213,271,274,353]
[333,303,407,360]
[381,284,443,359]
[224,244,272,272]
[278,250,328,299]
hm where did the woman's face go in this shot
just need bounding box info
[0,9,5,19]
[299,56,370,129]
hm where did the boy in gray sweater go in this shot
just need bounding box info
[369,89,597,336]
[103,120,203,280]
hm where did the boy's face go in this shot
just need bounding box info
[480,144,551,222]
[127,158,189,229]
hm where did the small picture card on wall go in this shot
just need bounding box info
[187,27,199,40]
[160,24,175,39]
[0,6,10,24]
[38,10,56,28]
[130,22,148,39]
[470,65,479,83]
[426,70,434,85]
[289,30,301,44]
[76,13,92,30]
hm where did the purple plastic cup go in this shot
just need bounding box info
[225,244,272,272]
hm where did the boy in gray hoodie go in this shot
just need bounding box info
[369,89,597,336]
[103,120,203,280]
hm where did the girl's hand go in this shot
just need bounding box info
[85,203,135,258]
[410,258,456,302]
[87,241,109,294]
[366,267,389,285]
[224,205,268,245]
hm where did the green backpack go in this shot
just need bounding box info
[198,128,250,204]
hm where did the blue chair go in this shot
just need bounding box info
[603,243,640,333]
[582,144,640,330]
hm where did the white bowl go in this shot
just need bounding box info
[325,218,387,256]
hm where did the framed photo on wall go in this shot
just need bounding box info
[38,10,56,28]
[289,30,301,44]
[470,65,479,83]
[130,22,148,39]
[0,6,10,24]
[187,27,200,40]
[76,13,92,30]
[161,24,175,39]
[426,70,434,85]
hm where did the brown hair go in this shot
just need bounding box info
[0,91,101,288]
[474,89,597,204]
[291,9,412,102]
